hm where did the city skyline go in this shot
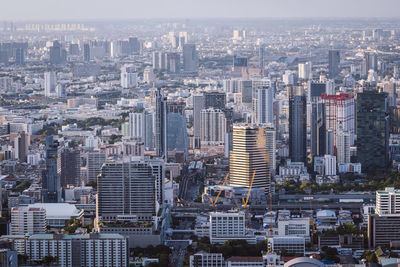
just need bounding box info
[2,0,400,20]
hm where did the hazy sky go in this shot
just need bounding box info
[2,0,400,21]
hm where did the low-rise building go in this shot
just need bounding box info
[267,236,305,256]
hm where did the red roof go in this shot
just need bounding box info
[226,257,263,262]
[321,93,353,100]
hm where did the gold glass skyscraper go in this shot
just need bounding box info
[229,124,270,193]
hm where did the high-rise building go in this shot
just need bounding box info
[363,52,378,77]
[167,101,188,155]
[328,50,340,78]
[326,129,334,156]
[152,51,160,70]
[143,66,155,84]
[356,90,389,172]
[86,151,106,182]
[253,87,274,124]
[289,95,307,163]
[11,206,46,235]
[193,94,205,148]
[298,62,312,80]
[336,130,351,164]
[375,187,400,216]
[183,44,198,73]
[322,93,355,146]
[324,155,337,176]
[49,41,65,65]
[15,47,24,65]
[129,37,140,54]
[58,148,81,187]
[310,102,326,157]
[129,112,145,140]
[44,71,57,97]
[200,108,226,146]
[14,131,28,162]
[265,125,277,176]
[204,91,226,110]
[229,124,270,192]
[155,89,167,159]
[97,159,158,222]
[166,52,180,73]
[83,43,90,62]
[120,64,137,88]
[42,136,61,203]
[144,111,154,150]
[259,44,265,69]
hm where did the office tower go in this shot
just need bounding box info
[15,47,24,65]
[144,111,154,150]
[322,93,355,145]
[166,52,180,73]
[200,108,226,146]
[120,64,137,88]
[58,148,81,187]
[326,130,334,156]
[363,52,378,76]
[265,125,276,175]
[253,87,274,124]
[97,159,158,221]
[14,131,27,162]
[44,71,57,97]
[357,90,389,172]
[25,233,128,267]
[204,91,226,110]
[49,41,65,65]
[183,44,198,73]
[324,155,337,176]
[83,43,90,62]
[86,151,106,182]
[298,62,312,80]
[155,89,168,159]
[229,124,270,192]
[259,44,265,69]
[167,101,188,154]
[11,206,46,235]
[328,50,340,78]
[238,79,253,104]
[289,95,307,163]
[193,94,205,148]
[310,102,326,156]
[42,136,61,203]
[129,37,140,54]
[336,130,350,164]
[152,51,160,70]
[129,112,144,140]
[143,66,155,84]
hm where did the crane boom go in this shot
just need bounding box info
[210,172,230,208]
[243,170,256,207]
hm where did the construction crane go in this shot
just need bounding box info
[209,172,230,210]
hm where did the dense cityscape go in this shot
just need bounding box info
[0,2,400,267]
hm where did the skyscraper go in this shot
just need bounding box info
[58,148,81,187]
[97,159,159,222]
[14,131,28,162]
[200,108,226,147]
[155,88,167,159]
[204,91,226,110]
[167,101,188,155]
[42,136,61,203]
[253,87,274,124]
[265,125,277,176]
[328,50,340,78]
[258,44,265,69]
[336,130,351,164]
[44,71,57,97]
[86,151,106,182]
[193,93,205,148]
[289,95,307,163]
[120,64,137,88]
[310,102,326,157]
[15,48,24,65]
[128,37,140,54]
[183,44,198,73]
[356,89,389,172]
[129,112,145,140]
[229,124,270,193]
[298,62,312,80]
[83,43,90,62]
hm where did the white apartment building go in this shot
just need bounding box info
[120,64,137,88]
[190,252,224,267]
[11,206,46,235]
[25,233,128,267]
[376,187,400,216]
[210,212,246,244]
